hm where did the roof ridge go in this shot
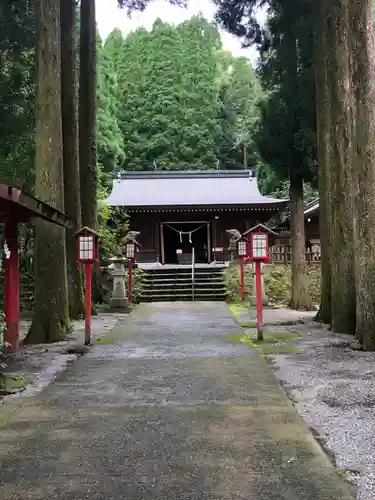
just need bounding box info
[118,170,254,180]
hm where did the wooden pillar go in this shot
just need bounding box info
[212,217,217,261]
[160,222,165,265]
[4,219,20,352]
[155,220,160,263]
[207,222,211,263]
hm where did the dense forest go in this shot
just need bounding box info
[1,10,265,190]
[97,16,264,183]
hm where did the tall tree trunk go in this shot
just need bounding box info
[349,0,375,349]
[282,4,311,310]
[289,176,312,310]
[79,0,97,229]
[25,0,70,344]
[326,0,356,334]
[79,0,103,305]
[314,0,332,324]
[61,0,84,319]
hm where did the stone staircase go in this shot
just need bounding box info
[139,266,226,302]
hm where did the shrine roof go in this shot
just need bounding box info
[0,184,72,227]
[304,198,319,217]
[106,170,286,210]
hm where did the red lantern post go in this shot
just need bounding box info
[237,239,248,299]
[4,220,20,352]
[249,230,271,341]
[125,242,135,302]
[76,227,100,345]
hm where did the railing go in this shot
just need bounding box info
[191,247,195,301]
[270,245,321,263]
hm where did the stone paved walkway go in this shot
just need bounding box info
[0,302,352,499]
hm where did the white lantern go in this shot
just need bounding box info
[126,243,135,259]
[251,233,269,260]
[237,240,247,257]
[76,226,100,263]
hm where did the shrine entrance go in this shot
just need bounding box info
[161,221,211,265]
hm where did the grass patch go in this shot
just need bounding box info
[228,302,248,320]
[223,331,304,355]
[95,327,137,345]
[0,373,26,394]
[253,332,302,342]
[239,320,257,328]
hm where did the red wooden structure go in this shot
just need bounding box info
[0,185,72,352]
[244,223,276,340]
[75,227,100,345]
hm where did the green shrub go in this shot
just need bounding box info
[224,263,321,307]
[0,310,4,348]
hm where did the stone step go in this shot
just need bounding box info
[142,288,226,295]
[139,267,226,302]
[143,278,224,285]
[139,293,225,302]
[146,269,224,276]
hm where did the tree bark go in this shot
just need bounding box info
[314,0,332,324]
[61,0,84,319]
[79,0,103,306]
[281,3,312,311]
[25,0,71,344]
[325,0,356,334]
[349,0,375,349]
[79,0,97,229]
[289,175,312,310]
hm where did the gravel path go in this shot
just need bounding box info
[0,303,351,499]
[265,320,375,499]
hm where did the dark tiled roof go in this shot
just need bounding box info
[304,198,319,217]
[106,170,286,208]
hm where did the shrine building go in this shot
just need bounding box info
[107,170,285,266]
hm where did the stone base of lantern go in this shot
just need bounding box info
[108,256,131,312]
[109,297,132,311]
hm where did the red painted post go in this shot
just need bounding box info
[128,259,133,302]
[84,262,92,345]
[255,261,263,341]
[4,220,20,353]
[240,257,245,299]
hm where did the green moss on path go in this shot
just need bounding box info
[224,331,304,355]
[95,327,137,345]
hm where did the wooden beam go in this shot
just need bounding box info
[213,218,217,261]
[160,222,165,265]
[207,222,211,263]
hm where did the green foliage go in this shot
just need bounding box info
[126,268,145,303]
[0,0,36,190]
[96,15,263,173]
[215,54,263,169]
[0,310,4,348]
[215,0,317,192]
[224,263,321,306]
[97,29,126,187]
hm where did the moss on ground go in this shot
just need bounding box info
[228,303,248,320]
[95,328,136,345]
[239,320,257,328]
[224,332,304,355]
[0,373,26,393]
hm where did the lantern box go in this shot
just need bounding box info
[126,242,135,259]
[250,232,270,261]
[237,239,247,257]
[242,223,277,263]
[76,226,100,263]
